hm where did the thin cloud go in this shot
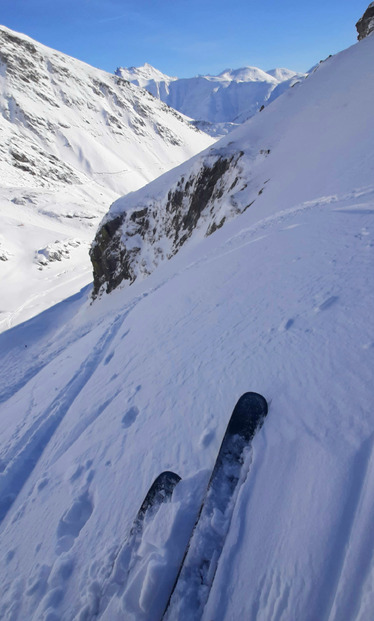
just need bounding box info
[96,13,129,23]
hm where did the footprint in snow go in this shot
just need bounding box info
[69,464,84,483]
[41,586,64,610]
[278,318,295,332]
[56,491,93,555]
[37,477,49,492]
[25,563,51,597]
[48,555,75,588]
[315,295,339,312]
[5,549,15,565]
[199,429,215,448]
[121,406,139,429]
[104,351,114,365]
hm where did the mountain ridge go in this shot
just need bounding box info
[0,24,213,330]
[116,62,305,126]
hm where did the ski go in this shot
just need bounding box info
[97,470,181,616]
[130,470,182,536]
[162,392,268,621]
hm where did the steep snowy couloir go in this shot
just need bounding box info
[0,8,373,621]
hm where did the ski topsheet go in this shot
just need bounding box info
[97,470,181,616]
[162,392,268,620]
[133,470,182,534]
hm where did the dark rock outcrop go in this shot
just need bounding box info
[356,3,374,40]
[90,152,245,296]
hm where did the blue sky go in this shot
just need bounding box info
[0,1,367,77]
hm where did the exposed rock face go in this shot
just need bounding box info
[90,150,248,296]
[356,2,374,40]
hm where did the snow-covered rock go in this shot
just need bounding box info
[35,239,84,267]
[92,33,374,298]
[90,149,245,295]
[356,2,374,40]
[0,26,214,330]
[116,63,305,126]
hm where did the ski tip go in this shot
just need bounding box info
[158,471,182,483]
[137,471,182,519]
[149,471,182,491]
[238,392,268,413]
[228,392,268,439]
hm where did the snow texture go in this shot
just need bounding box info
[0,23,374,621]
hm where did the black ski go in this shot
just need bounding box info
[97,470,181,616]
[131,470,182,535]
[162,392,268,620]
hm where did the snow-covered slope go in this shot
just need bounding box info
[92,35,374,298]
[0,26,213,331]
[116,63,305,126]
[0,18,374,621]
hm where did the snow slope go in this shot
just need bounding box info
[92,34,374,299]
[116,63,305,126]
[0,26,213,331]
[0,27,374,621]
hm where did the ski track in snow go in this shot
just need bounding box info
[179,190,359,283]
[0,190,373,621]
[202,437,374,621]
[318,436,374,621]
[0,277,171,530]
[187,187,374,273]
[164,444,256,620]
[0,289,94,406]
[0,313,125,525]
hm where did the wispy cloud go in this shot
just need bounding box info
[96,12,129,23]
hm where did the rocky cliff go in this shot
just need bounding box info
[90,147,256,296]
[356,2,374,40]
[90,15,374,300]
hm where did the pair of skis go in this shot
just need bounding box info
[104,391,268,619]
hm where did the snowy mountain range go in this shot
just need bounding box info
[1,5,374,621]
[116,63,305,129]
[0,25,213,330]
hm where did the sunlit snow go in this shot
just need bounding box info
[0,20,373,621]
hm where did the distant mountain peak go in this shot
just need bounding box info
[115,63,177,89]
[266,67,299,81]
[116,62,306,126]
[217,66,277,83]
